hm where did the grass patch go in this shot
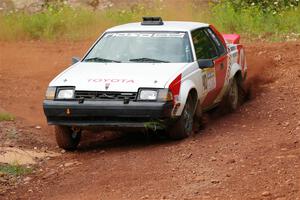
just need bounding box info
[0,164,32,176]
[0,6,106,41]
[0,112,15,121]
[0,4,152,41]
[0,1,207,41]
[210,2,300,41]
[0,1,299,41]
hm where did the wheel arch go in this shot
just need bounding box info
[189,88,202,118]
[176,80,199,116]
[189,88,198,106]
[234,70,243,86]
[230,63,243,85]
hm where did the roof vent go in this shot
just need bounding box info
[141,17,164,25]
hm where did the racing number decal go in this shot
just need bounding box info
[201,55,228,108]
[202,68,216,92]
[207,69,216,91]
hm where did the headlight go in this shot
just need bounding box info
[45,87,56,100]
[139,90,158,100]
[138,89,173,101]
[56,88,75,99]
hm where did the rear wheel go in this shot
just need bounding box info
[167,95,195,139]
[223,77,245,111]
[55,126,81,150]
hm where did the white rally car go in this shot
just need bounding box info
[43,17,247,150]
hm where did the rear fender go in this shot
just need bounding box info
[230,63,242,81]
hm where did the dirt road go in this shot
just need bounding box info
[0,41,299,200]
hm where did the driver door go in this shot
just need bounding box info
[191,28,226,109]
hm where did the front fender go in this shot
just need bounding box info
[175,80,197,116]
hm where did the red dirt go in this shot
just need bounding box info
[0,41,299,200]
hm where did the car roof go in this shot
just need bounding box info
[106,21,210,32]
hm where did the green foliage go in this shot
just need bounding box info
[210,1,300,40]
[221,0,299,13]
[0,112,15,121]
[0,6,107,40]
[0,3,160,41]
[0,164,32,176]
[105,4,149,24]
[0,1,299,41]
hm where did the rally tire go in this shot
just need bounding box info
[167,94,195,140]
[223,77,245,112]
[55,126,81,151]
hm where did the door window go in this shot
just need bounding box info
[206,28,227,56]
[191,29,218,60]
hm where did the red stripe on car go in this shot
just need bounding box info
[201,55,228,108]
[169,74,182,103]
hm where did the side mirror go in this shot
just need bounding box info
[197,59,214,69]
[72,57,81,64]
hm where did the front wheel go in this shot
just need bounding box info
[55,126,81,150]
[167,95,195,139]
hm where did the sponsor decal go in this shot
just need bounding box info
[207,71,216,91]
[104,32,185,38]
[226,55,231,84]
[202,68,216,92]
[88,79,135,83]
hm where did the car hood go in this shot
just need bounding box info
[50,62,187,92]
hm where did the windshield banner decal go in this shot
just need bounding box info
[104,32,185,38]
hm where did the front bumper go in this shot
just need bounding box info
[43,100,173,128]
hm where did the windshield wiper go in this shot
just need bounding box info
[129,57,170,63]
[84,57,121,63]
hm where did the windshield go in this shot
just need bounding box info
[83,32,193,63]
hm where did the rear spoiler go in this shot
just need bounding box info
[222,34,240,44]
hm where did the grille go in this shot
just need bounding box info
[75,91,137,101]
